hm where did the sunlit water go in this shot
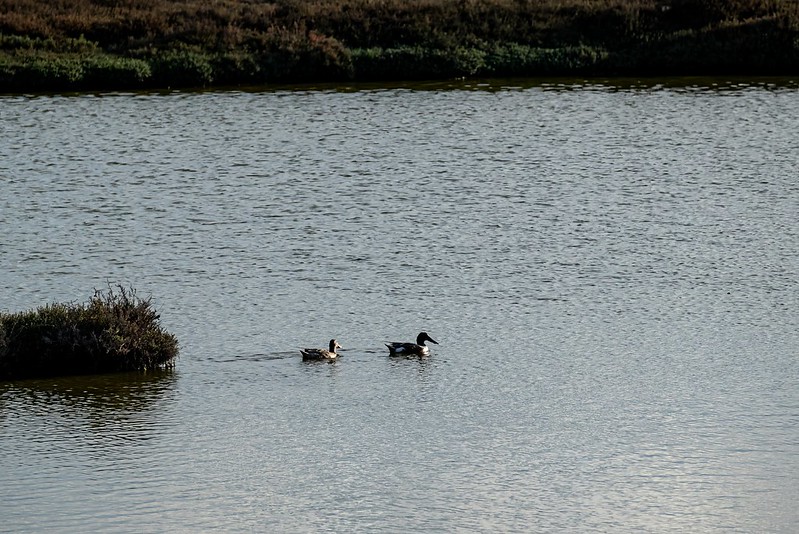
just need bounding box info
[1,79,797,532]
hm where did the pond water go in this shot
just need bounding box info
[1,78,797,532]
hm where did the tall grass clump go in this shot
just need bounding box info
[0,286,178,380]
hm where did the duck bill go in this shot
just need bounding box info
[429,337,439,345]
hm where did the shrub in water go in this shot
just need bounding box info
[0,286,178,380]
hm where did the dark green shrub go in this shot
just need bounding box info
[0,33,99,53]
[612,18,799,75]
[353,43,606,80]
[0,52,152,92]
[484,43,607,76]
[253,28,354,83]
[211,50,262,85]
[0,286,178,380]
[82,55,152,87]
[25,56,85,85]
[352,45,486,80]
[149,46,215,87]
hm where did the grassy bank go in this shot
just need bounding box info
[1,0,798,91]
[0,286,178,380]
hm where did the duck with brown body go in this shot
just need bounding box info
[301,339,342,361]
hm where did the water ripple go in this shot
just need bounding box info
[1,82,797,532]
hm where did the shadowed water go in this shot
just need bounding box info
[1,79,797,532]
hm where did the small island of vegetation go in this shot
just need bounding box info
[0,0,797,92]
[0,286,178,380]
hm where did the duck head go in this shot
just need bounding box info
[416,332,438,346]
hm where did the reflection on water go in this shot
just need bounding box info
[1,371,178,532]
[0,80,797,532]
[1,370,177,418]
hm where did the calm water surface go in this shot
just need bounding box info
[1,79,797,532]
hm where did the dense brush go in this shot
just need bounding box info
[0,285,178,380]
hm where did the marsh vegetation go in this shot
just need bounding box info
[0,286,178,380]
[1,0,797,91]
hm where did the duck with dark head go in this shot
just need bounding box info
[385,332,438,356]
[301,339,341,361]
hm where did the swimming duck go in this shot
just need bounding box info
[385,332,438,356]
[301,339,341,361]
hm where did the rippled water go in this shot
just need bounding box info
[1,79,798,532]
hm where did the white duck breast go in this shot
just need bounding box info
[301,339,341,360]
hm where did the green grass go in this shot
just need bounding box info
[0,286,178,380]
